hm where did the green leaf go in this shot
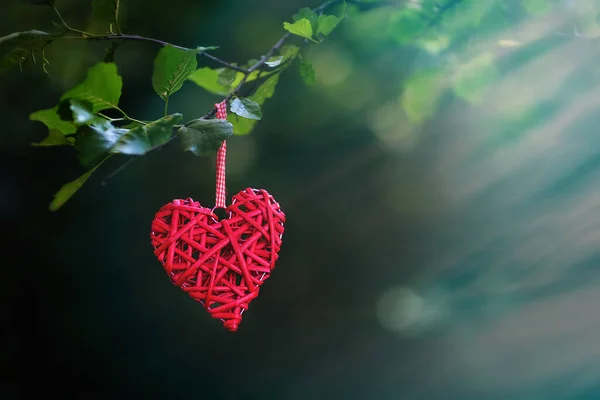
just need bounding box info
[57,99,123,150]
[226,115,256,136]
[58,98,98,125]
[293,8,318,31]
[152,45,199,101]
[280,45,300,62]
[111,113,182,154]
[227,73,281,135]
[236,69,276,85]
[75,122,127,167]
[121,121,143,130]
[178,118,233,156]
[188,64,282,96]
[91,0,121,33]
[75,114,182,165]
[67,98,121,166]
[401,68,445,124]
[32,129,73,146]
[230,98,262,120]
[194,68,267,92]
[317,15,342,36]
[315,0,345,38]
[187,67,230,96]
[0,30,53,73]
[299,59,316,86]
[218,68,237,86]
[249,73,280,104]
[49,160,107,211]
[69,99,98,125]
[283,18,314,40]
[30,107,76,135]
[265,56,283,67]
[61,62,122,113]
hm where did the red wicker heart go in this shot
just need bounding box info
[150,188,285,332]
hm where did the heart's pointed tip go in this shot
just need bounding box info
[224,319,240,332]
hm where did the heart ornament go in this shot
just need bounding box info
[150,188,285,331]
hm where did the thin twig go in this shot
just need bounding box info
[63,33,190,49]
[61,34,248,73]
[100,157,136,186]
[51,6,246,73]
[200,52,248,73]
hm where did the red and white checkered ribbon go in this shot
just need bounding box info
[215,101,228,208]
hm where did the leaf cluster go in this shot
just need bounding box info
[4,0,349,210]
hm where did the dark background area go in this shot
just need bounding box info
[4,0,600,399]
[1,1,421,398]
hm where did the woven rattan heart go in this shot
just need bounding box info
[150,188,285,332]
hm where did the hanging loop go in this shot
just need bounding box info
[214,101,228,209]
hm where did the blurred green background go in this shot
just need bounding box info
[3,0,600,399]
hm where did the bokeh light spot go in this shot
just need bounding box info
[377,285,441,335]
[308,45,353,86]
[368,101,419,152]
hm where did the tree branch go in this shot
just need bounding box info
[166,0,349,122]
[51,2,246,73]
[200,51,248,73]
[99,0,350,183]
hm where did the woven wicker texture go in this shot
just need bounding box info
[150,188,285,332]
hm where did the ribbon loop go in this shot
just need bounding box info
[214,101,228,208]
